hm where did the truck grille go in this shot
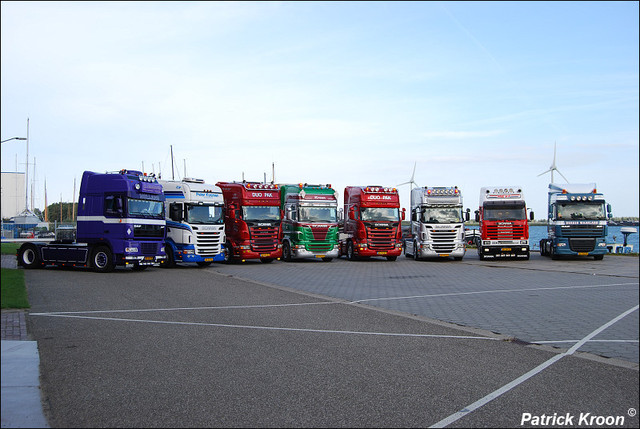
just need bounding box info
[486,224,526,240]
[569,238,596,252]
[303,227,337,252]
[367,226,395,250]
[134,224,165,238]
[195,229,223,256]
[561,225,605,237]
[430,229,457,253]
[141,243,159,255]
[249,226,279,252]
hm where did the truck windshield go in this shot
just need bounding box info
[361,207,399,221]
[186,204,224,224]
[421,207,462,223]
[127,198,164,218]
[483,207,526,221]
[299,206,337,223]
[243,206,280,221]
[557,202,606,220]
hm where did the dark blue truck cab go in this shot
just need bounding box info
[17,169,166,272]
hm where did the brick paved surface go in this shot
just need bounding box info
[210,250,639,363]
[1,310,28,341]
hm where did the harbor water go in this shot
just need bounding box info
[466,224,639,252]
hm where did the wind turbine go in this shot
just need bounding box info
[397,161,419,190]
[538,142,568,183]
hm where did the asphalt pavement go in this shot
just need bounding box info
[1,251,638,427]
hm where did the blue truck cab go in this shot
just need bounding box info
[539,183,612,260]
[17,169,166,272]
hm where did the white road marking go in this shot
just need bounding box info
[533,339,639,344]
[29,313,500,340]
[428,304,639,428]
[30,301,336,315]
[351,282,639,304]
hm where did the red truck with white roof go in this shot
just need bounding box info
[339,186,404,261]
[216,181,282,263]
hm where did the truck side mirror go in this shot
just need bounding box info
[401,208,406,221]
[170,203,183,222]
[529,211,535,221]
[607,203,612,214]
[474,210,480,222]
[465,209,470,222]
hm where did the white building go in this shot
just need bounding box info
[1,172,26,219]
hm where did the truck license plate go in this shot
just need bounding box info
[501,248,512,251]
[204,258,213,262]
[144,256,153,261]
[260,253,270,257]
[578,252,588,256]
[377,251,387,255]
[439,254,449,257]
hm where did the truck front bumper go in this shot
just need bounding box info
[418,244,466,259]
[292,246,340,259]
[123,254,167,266]
[480,245,529,258]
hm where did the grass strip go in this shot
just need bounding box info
[1,268,30,309]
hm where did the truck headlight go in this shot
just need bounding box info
[558,242,567,247]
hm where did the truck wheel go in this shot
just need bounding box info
[321,257,333,262]
[223,243,234,264]
[197,261,212,267]
[260,258,274,263]
[594,255,604,261]
[163,246,176,268]
[386,256,397,261]
[346,241,355,261]
[131,264,148,271]
[283,241,292,262]
[18,244,42,269]
[92,246,115,273]
[413,241,419,261]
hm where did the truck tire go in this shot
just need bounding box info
[163,245,176,268]
[18,244,42,269]
[282,241,292,262]
[413,241,419,261]
[197,261,212,267]
[386,256,397,261]
[346,241,355,261]
[594,255,604,261]
[92,245,115,273]
[260,258,274,263]
[131,264,148,271]
[321,257,333,262]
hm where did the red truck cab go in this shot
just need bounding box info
[216,181,282,263]
[340,186,405,261]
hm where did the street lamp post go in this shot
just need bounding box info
[1,137,27,143]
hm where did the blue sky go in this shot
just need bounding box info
[2,1,638,217]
